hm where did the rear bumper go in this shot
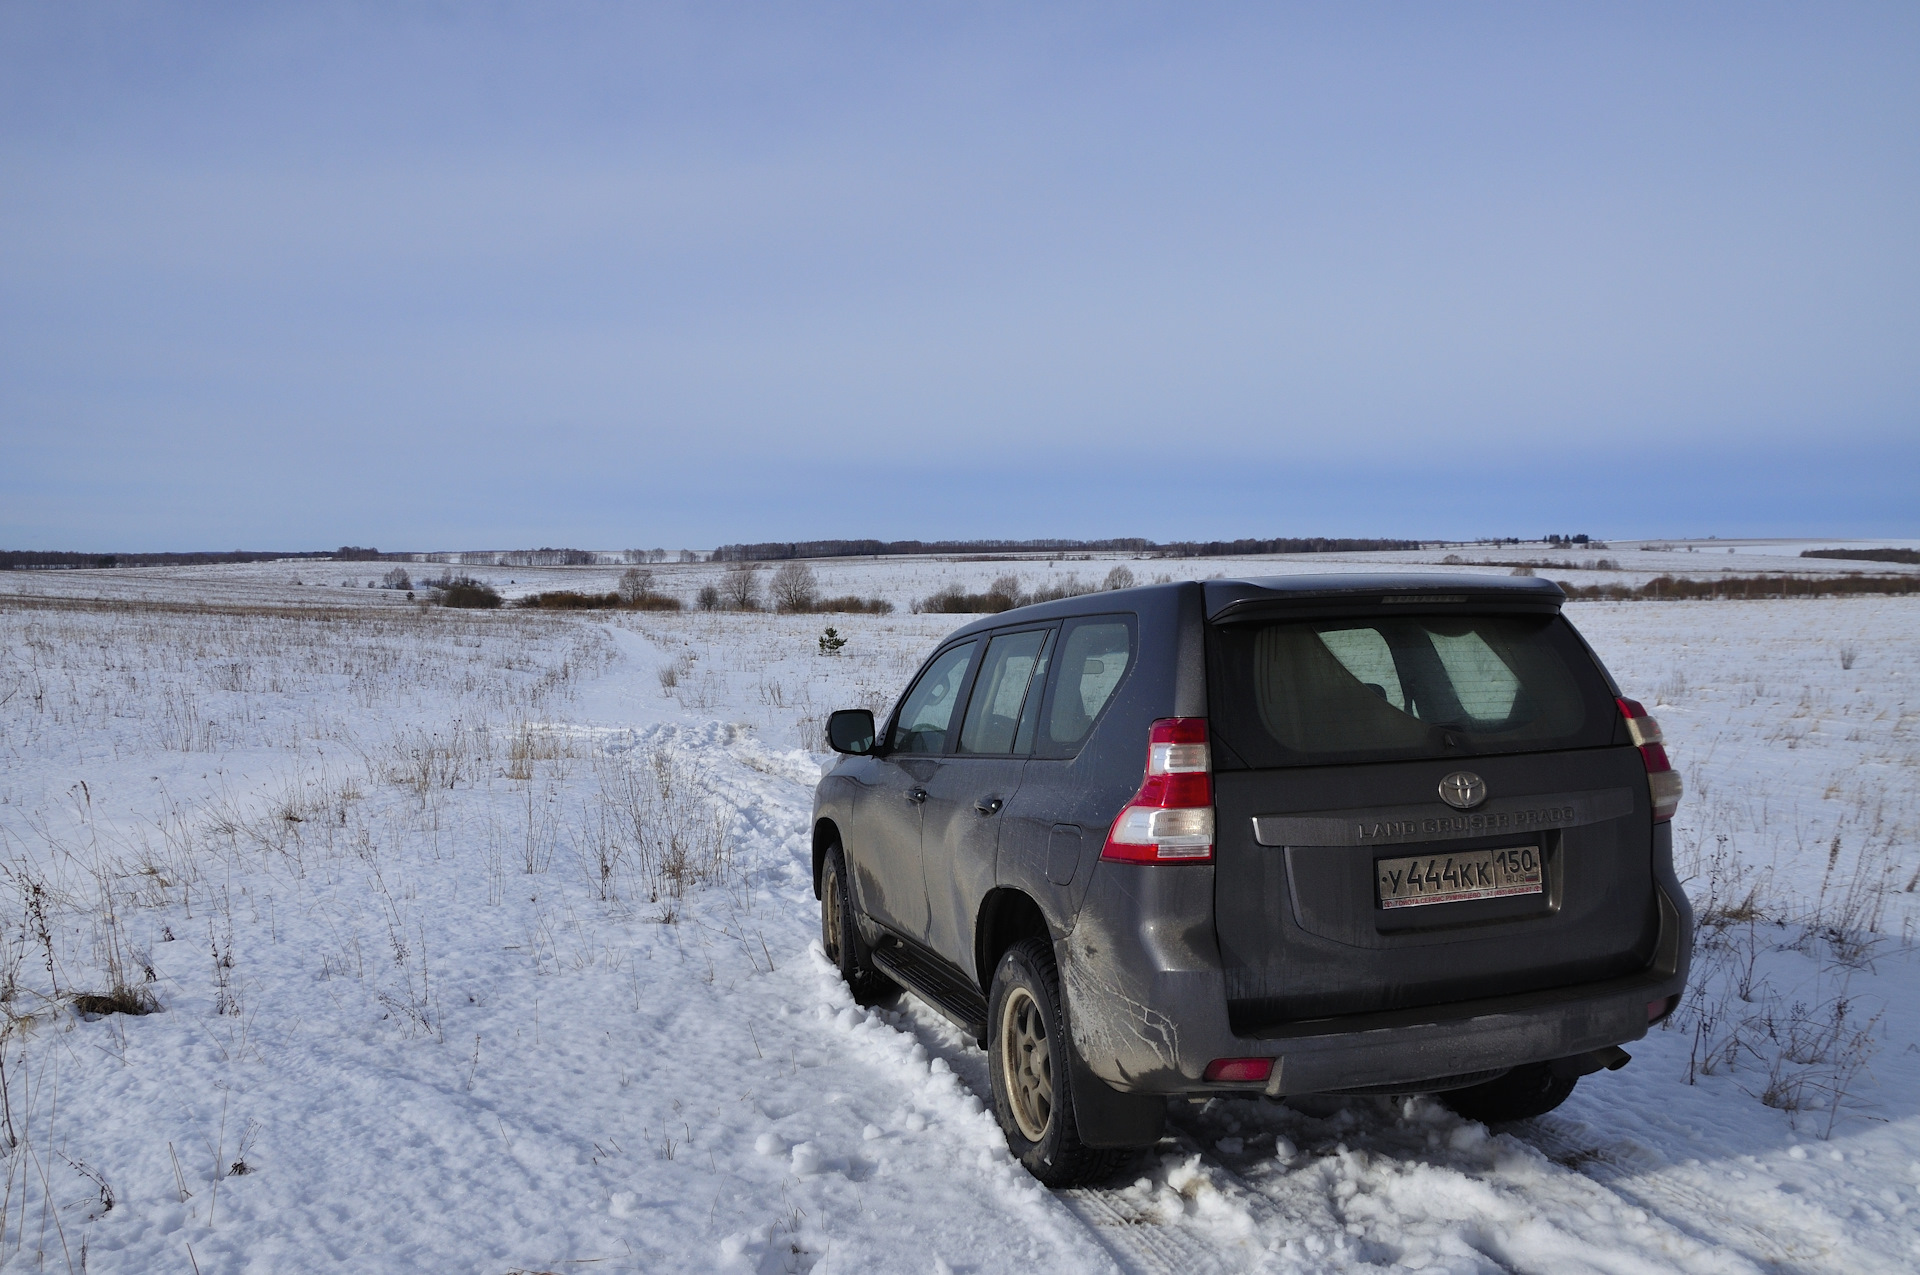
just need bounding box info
[1249,962,1681,1096]
[1060,860,1692,1097]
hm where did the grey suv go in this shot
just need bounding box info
[812,575,1691,1185]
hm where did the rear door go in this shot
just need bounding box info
[918,626,1052,974]
[996,615,1139,916]
[1205,608,1655,1033]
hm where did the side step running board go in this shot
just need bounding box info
[872,942,989,1041]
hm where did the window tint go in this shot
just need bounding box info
[1209,613,1611,768]
[891,642,977,753]
[1045,620,1132,750]
[959,630,1050,754]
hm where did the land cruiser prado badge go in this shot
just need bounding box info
[1439,771,1487,809]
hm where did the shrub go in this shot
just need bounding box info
[697,585,721,611]
[519,588,682,612]
[73,986,159,1017]
[813,595,893,614]
[915,588,1010,615]
[519,590,620,609]
[433,577,504,608]
[1557,574,1920,602]
[381,567,412,590]
[1103,564,1136,591]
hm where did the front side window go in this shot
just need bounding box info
[890,641,978,753]
[1042,618,1133,753]
[959,629,1050,754]
[1209,612,1612,768]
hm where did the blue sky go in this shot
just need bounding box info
[3,3,1916,551]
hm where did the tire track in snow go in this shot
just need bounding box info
[1513,1115,1867,1274]
[607,723,1126,1271]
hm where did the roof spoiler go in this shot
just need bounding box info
[1204,573,1566,623]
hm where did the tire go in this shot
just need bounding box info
[987,938,1131,1187]
[1439,1062,1577,1123]
[819,845,895,1005]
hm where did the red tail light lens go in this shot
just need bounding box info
[1203,1057,1274,1083]
[1102,717,1214,864]
[1618,698,1683,823]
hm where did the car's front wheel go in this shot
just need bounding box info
[986,938,1128,1187]
[819,844,894,1005]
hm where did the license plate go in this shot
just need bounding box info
[1376,846,1542,909]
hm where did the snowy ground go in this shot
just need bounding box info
[0,558,1916,1272]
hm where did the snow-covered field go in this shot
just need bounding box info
[0,556,1916,1273]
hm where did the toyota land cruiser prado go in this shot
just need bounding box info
[811,575,1691,1185]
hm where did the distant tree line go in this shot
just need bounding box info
[1,549,342,570]
[1801,547,1920,565]
[1558,574,1920,601]
[421,548,703,567]
[711,536,1423,562]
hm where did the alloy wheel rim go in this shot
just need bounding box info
[822,867,843,965]
[999,986,1053,1142]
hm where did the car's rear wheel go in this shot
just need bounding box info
[1438,1062,1577,1123]
[987,938,1129,1187]
[820,844,894,1005]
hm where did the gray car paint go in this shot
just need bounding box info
[812,576,1693,1113]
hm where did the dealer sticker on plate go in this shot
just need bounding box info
[1377,846,1543,909]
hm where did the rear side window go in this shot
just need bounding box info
[891,641,977,753]
[1209,612,1613,768]
[1040,618,1133,754]
[959,629,1050,754]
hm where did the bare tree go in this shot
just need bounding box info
[769,561,820,613]
[719,562,761,611]
[381,567,413,590]
[618,567,655,603]
[1103,564,1136,591]
[697,584,721,611]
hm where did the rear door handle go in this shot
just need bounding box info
[905,788,927,805]
[974,796,1003,816]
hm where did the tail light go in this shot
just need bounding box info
[1618,698,1682,823]
[1203,1057,1273,1083]
[1101,718,1214,863]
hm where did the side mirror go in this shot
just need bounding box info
[826,709,877,755]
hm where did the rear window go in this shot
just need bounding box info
[1208,612,1614,768]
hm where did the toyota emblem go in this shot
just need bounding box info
[1438,771,1487,809]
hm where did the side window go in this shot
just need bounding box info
[958,629,1050,755]
[1042,618,1133,753]
[890,642,978,754]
